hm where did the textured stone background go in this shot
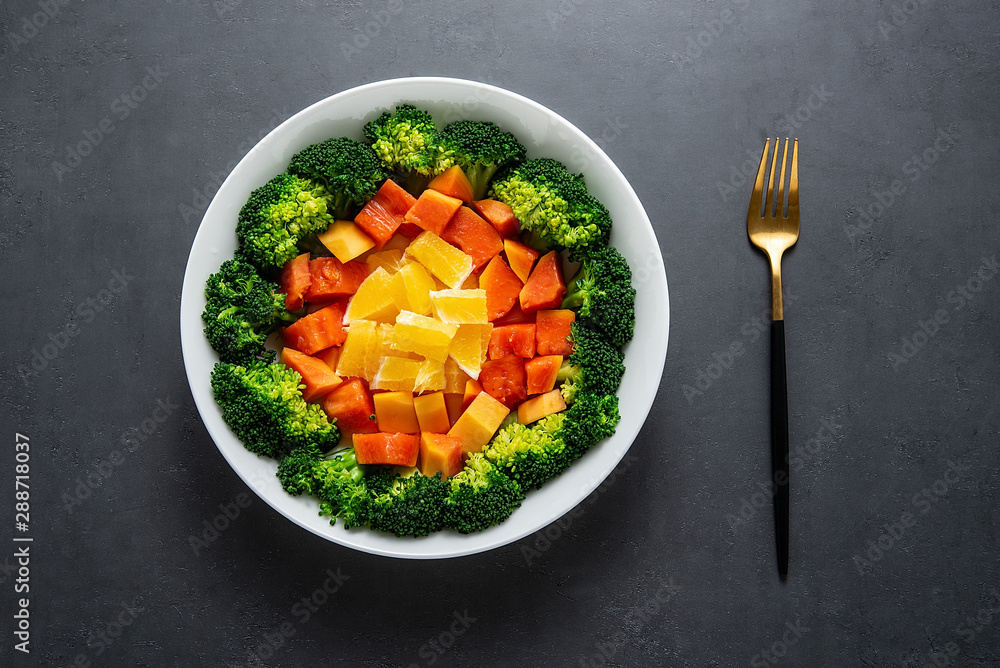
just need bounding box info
[1,0,998,666]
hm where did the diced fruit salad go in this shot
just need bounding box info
[203,104,636,537]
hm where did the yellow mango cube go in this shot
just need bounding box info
[318,220,376,263]
[391,311,458,363]
[382,233,412,252]
[448,391,510,455]
[443,392,464,425]
[418,432,464,479]
[429,289,488,325]
[517,389,567,425]
[345,267,400,323]
[373,391,420,434]
[404,231,474,289]
[413,391,452,434]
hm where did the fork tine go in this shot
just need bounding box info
[767,137,780,217]
[748,138,770,220]
[777,138,789,218]
[787,139,799,216]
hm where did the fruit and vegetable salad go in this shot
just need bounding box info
[202,104,636,537]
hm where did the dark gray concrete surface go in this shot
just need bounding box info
[1,0,998,666]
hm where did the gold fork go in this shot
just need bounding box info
[747,138,799,580]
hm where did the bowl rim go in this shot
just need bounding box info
[180,76,669,559]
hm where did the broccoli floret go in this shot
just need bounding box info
[558,323,626,404]
[287,137,386,219]
[307,460,450,536]
[314,449,370,529]
[236,173,334,273]
[210,360,339,458]
[275,394,618,534]
[202,258,293,364]
[313,449,365,489]
[489,158,612,252]
[430,120,527,200]
[485,414,571,491]
[482,392,620,492]
[363,104,438,183]
[444,453,526,534]
[560,392,620,458]
[563,246,636,347]
[363,468,451,537]
[276,443,323,495]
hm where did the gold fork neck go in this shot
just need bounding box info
[770,253,784,321]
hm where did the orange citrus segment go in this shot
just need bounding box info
[372,356,422,392]
[414,360,446,394]
[443,357,472,394]
[365,323,395,380]
[336,320,379,379]
[429,289,488,325]
[397,261,435,316]
[404,231,474,289]
[365,248,406,274]
[377,322,420,360]
[449,323,492,378]
[390,311,458,363]
[388,272,411,312]
[345,267,400,323]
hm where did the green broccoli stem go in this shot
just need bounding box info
[296,233,321,254]
[562,263,593,310]
[556,361,580,404]
[561,293,584,310]
[330,192,352,220]
[465,164,499,201]
[324,448,361,473]
[222,304,293,329]
[561,281,587,310]
[556,360,580,384]
[215,305,241,321]
[520,228,554,254]
[404,172,432,197]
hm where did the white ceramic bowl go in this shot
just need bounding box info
[180,77,669,559]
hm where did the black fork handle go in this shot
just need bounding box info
[771,320,789,580]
